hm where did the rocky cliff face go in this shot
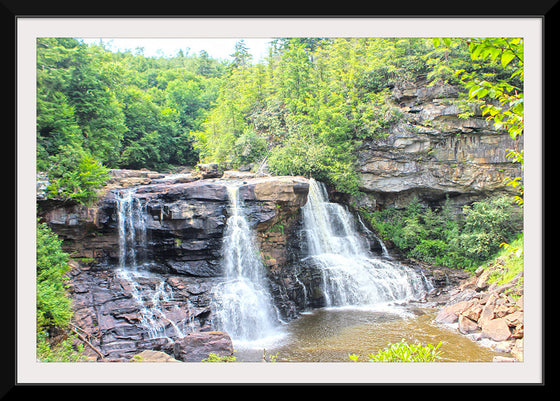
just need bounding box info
[355,81,523,210]
[38,170,310,361]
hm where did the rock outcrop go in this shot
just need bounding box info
[433,256,524,362]
[172,331,234,362]
[39,170,310,361]
[356,81,523,210]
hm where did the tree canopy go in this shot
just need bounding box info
[37,38,226,202]
[37,37,523,201]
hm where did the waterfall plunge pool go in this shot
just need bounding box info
[232,305,503,362]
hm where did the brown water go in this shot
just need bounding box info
[235,306,502,362]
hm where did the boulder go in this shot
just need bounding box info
[195,163,223,179]
[173,331,234,362]
[515,295,524,311]
[481,318,512,342]
[458,314,480,334]
[478,294,498,326]
[434,299,475,324]
[461,302,483,322]
[475,267,496,291]
[131,350,180,362]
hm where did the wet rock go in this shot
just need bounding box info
[172,331,234,362]
[40,173,313,361]
[167,260,221,277]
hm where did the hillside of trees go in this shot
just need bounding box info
[37,37,522,201]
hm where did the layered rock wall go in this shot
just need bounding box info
[38,171,310,361]
[356,82,523,210]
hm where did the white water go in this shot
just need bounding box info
[211,186,285,347]
[117,189,147,269]
[115,189,191,340]
[302,179,431,308]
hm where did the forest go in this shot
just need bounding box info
[37,37,523,200]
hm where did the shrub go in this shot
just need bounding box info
[365,195,522,270]
[45,145,110,204]
[201,352,237,362]
[36,221,85,361]
[349,340,443,362]
[36,332,86,362]
[36,221,73,332]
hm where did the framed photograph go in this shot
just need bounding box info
[15,14,544,385]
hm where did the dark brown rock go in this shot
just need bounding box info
[172,331,234,362]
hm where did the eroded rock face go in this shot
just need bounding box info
[40,172,311,361]
[356,81,523,210]
[40,175,309,276]
[67,261,217,361]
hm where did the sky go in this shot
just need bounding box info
[80,38,274,62]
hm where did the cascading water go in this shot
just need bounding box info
[117,189,147,269]
[302,179,431,308]
[211,186,284,346]
[115,188,190,341]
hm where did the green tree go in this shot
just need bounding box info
[36,221,72,332]
[36,221,85,361]
[230,39,252,70]
[45,145,110,204]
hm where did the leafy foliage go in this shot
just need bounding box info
[36,221,87,361]
[36,221,73,332]
[45,145,110,204]
[37,38,225,202]
[364,195,522,270]
[36,331,86,362]
[38,37,523,200]
[349,340,443,362]
[201,352,237,362]
[434,37,524,205]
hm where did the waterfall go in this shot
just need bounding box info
[211,186,283,346]
[115,188,190,341]
[117,188,147,269]
[357,213,390,258]
[302,179,431,308]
